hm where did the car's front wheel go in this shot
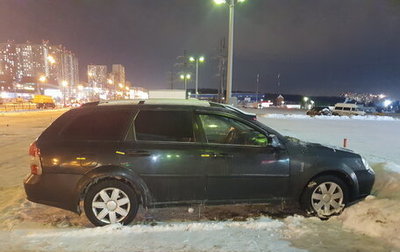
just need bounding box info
[84,180,139,226]
[301,175,348,219]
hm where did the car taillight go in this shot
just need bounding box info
[30,164,39,175]
[29,141,42,175]
[29,141,40,157]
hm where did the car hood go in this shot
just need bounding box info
[285,136,357,157]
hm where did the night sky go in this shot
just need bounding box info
[1,0,400,97]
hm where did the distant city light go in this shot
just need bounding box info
[61,80,68,87]
[383,99,392,107]
[214,0,226,4]
[47,55,56,64]
[39,75,47,82]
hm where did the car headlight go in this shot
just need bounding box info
[362,157,375,174]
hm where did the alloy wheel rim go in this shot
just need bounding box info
[92,187,131,224]
[311,182,344,216]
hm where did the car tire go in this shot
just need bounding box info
[300,175,348,219]
[84,179,139,226]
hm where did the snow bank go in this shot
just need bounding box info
[338,196,400,247]
[264,114,397,121]
[4,218,304,252]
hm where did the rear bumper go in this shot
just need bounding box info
[24,173,83,213]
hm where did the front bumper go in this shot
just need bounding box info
[354,169,375,199]
[24,172,83,213]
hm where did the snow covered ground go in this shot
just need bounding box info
[0,109,400,251]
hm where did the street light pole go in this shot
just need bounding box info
[226,0,235,104]
[180,73,191,99]
[189,56,205,99]
[38,75,47,95]
[61,81,68,107]
[215,0,246,104]
[195,61,199,98]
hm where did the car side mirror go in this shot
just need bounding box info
[268,134,284,149]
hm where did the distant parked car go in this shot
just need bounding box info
[306,106,332,116]
[24,99,375,226]
[333,103,365,116]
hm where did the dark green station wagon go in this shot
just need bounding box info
[24,99,375,226]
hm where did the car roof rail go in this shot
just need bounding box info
[81,101,100,107]
[97,98,211,107]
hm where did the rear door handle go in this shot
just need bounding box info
[216,153,233,158]
[125,150,151,157]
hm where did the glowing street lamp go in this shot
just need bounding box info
[180,73,191,99]
[189,56,205,98]
[214,0,247,104]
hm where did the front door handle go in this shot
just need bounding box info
[201,153,232,158]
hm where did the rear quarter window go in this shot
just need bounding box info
[60,108,133,141]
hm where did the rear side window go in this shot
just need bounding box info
[61,109,132,140]
[134,110,194,142]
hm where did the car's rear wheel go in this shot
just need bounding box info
[301,175,348,219]
[84,180,139,226]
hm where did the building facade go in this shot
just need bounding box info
[0,40,79,91]
[87,65,108,89]
[0,42,17,82]
[111,64,125,86]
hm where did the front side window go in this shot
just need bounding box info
[135,110,194,142]
[198,114,268,146]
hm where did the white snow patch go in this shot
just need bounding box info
[6,218,304,252]
[263,114,397,121]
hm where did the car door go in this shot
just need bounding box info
[118,109,206,204]
[196,112,290,202]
